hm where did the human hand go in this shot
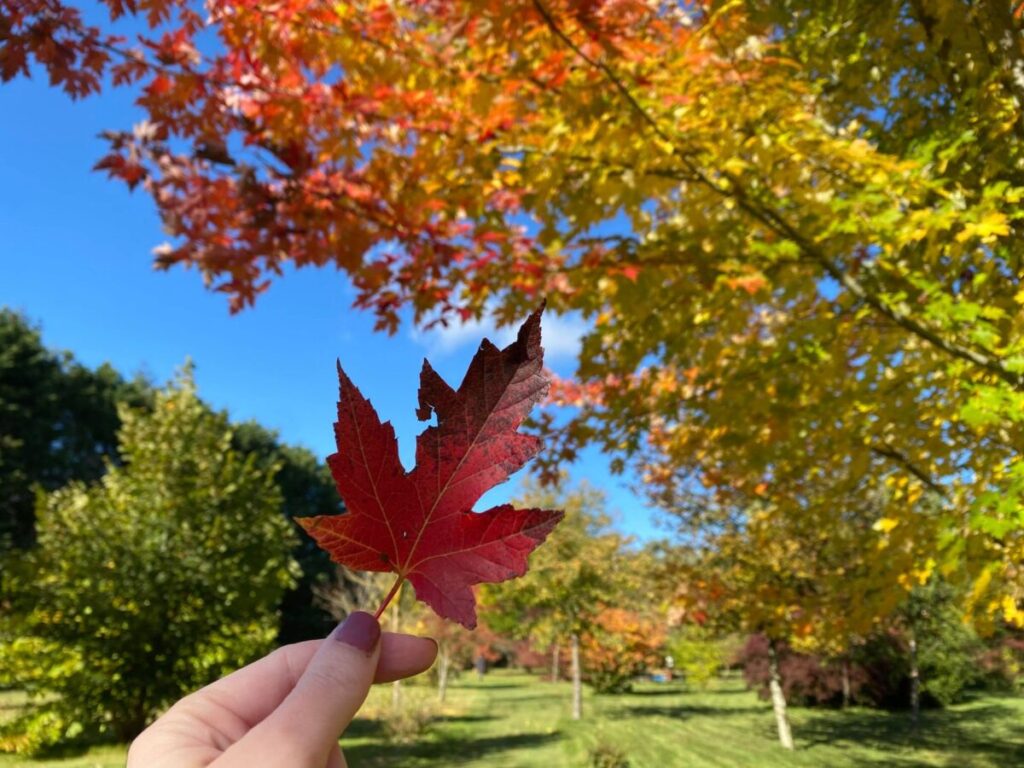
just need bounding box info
[128,612,437,768]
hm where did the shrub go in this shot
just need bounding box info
[589,741,630,768]
[582,609,665,694]
[738,611,1020,711]
[381,700,435,743]
[667,626,729,688]
[0,370,298,753]
[739,635,866,707]
[362,684,439,743]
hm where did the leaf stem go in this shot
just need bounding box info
[374,575,404,620]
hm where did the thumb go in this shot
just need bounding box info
[217,612,382,767]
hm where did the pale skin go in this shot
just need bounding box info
[128,613,437,768]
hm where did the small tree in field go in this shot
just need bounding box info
[482,481,625,720]
[581,608,665,694]
[0,369,298,754]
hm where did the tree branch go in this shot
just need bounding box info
[870,444,948,498]
[530,0,1023,391]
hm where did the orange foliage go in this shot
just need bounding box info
[580,608,665,693]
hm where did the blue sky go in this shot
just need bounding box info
[0,70,667,540]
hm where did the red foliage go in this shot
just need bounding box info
[297,308,563,628]
[738,635,866,707]
[506,639,550,671]
[1,0,693,324]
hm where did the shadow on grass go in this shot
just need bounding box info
[437,714,497,725]
[345,717,387,739]
[343,730,561,765]
[460,682,527,690]
[7,730,125,762]
[626,686,689,697]
[483,693,572,705]
[797,702,1024,766]
[623,704,767,718]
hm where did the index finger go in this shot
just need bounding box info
[175,632,437,729]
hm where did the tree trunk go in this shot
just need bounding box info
[570,632,582,721]
[841,657,851,709]
[551,644,561,682]
[438,644,450,703]
[767,639,794,750]
[909,632,920,726]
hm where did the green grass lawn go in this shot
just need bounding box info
[3,672,1023,767]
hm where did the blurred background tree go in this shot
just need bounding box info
[483,481,659,719]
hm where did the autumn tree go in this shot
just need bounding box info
[482,481,626,720]
[670,487,937,749]
[412,611,494,703]
[4,0,1024,628]
[0,368,297,753]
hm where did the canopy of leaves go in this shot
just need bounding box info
[5,0,1024,629]
[0,310,339,643]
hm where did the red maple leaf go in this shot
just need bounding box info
[297,307,563,628]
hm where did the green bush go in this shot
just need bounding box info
[906,580,988,707]
[667,626,729,689]
[917,621,985,707]
[0,369,298,754]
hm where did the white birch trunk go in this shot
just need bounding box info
[437,644,450,703]
[767,639,794,750]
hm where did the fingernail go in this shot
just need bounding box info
[332,611,381,653]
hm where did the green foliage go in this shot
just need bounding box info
[904,581,988,707]
[0,368,298,753]
[667,626,728,690]
[230,422,340,642]
[481,481,628,646]
[0,311,338,645]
